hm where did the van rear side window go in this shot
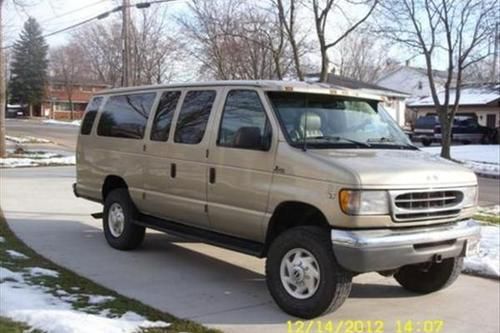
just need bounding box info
[97,93,156,139]
[174,90,216,144]
[80,97,103,135]
[150,91,181,142]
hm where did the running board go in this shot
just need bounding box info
[134,213,265,258]
[91,212,103,219]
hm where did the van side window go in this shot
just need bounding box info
[97,93,156,139]
[174,90,216,144]
[218,90,271,150]
[81,97,103,135]
[150,91,181,141]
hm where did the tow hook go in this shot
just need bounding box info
[433,254,443,264]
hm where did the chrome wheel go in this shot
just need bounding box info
[280,248,320,299]
[108,202,125,237]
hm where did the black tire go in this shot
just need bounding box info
[394,257,463,294]
[265,226,352,319]
[103,188,145,250]
[421,138,432,146]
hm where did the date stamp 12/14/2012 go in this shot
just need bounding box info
[287,319,445,333]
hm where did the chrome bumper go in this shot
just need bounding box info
[331,220,481,273]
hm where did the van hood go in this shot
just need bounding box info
[307,149,477,188]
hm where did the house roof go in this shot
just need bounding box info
[305,73,409,98]
[48,76,110,88]
[407,83,500,107]
[377,65,452,83]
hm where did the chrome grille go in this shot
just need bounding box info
[391,190,463,222]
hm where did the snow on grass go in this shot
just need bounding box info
[6,250,29,260]
[478,205,500,216]
[6,135,52,144]
[463,225,500,278]
[86,295,115,305]
[0,154,75,168]
[43,119,81,127]
[0,267,24,282]
[0,278,169,333]
[28,267,60,278]
[0,236,5,243]
[421,145,500,176]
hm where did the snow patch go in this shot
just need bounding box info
[0,279,169,333]
[43,119,81,127]
[6,249,29,259]
[0,236,5,243]
[86,295,115,305]
[464,225,500,278]
[0,267,25,282]
[0,155,76,168]
[6,135,52,144]
[28,267,60,278]
[421,145,500,177]
[477,205,500,216]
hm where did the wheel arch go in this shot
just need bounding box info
[102,175,128,201]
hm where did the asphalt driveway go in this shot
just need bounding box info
[0,166,499,333]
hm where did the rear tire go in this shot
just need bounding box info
[266,226,352,319]
[394,257,463,294]
[103,188,145,250]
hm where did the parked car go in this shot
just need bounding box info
[434,116,497,144]
[413,115,438,146]
[6,104,27,118]
[74,81,480,318]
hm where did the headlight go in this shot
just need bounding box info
[339,190,390,215]
[462,186,478,208]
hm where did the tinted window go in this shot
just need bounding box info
[97,93,156,139]
[150,91,181,141]
[218,90,270,150]
[81,97,103,135]
[174,90,216,144]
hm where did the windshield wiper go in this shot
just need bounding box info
[310,136,371,148]
[366,137,419,150]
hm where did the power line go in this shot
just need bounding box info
[39,0,110,25]
[2,0,183,50]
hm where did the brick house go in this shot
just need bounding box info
[38,78,109,120]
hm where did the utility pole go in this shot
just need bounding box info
[0,0,6,158]
[121,0,131,87]
[493,22,499,83]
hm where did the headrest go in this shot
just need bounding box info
[299,112,322,131]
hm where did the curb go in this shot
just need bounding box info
[476,172,500,179]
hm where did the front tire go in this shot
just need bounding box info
[394,257,463,293]
[103,188,145,250]
[266,226,352,319]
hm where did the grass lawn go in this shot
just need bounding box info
[0,209,221,333]
[474,214,500,225]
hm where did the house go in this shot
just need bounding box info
[305,73,410,127]
[38,78,109,120]
[376,65,453,99]
[406,83,500,128]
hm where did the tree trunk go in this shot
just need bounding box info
[69,99,74,121]
[29,104,33,118]
[319,45,329,82]
[0,0,6,158]
[437,107,452,159]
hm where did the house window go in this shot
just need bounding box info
[81,86,93,92]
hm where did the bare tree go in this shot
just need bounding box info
[335,31,397,82]
[179,0,304,80]
[273,0,304,80]
[377,0,498,158]
[50,43,88,120]
[312,0,379,82]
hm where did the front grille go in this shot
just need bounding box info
[392,190,463,222]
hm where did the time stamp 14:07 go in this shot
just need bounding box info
[287,319,445,333]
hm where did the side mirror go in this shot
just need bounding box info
[233,126,269,150]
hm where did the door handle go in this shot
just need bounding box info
[170,163,176,178]
[209,167,216,184]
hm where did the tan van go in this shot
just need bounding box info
[74,80,480,318]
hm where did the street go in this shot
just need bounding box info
[5,118,500,206]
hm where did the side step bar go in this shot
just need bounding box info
[134,213,265,258]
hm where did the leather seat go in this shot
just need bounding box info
[293,112,323,140]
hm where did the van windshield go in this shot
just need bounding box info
[267,91,415,149]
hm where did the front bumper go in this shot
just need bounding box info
[331,220,480,273]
